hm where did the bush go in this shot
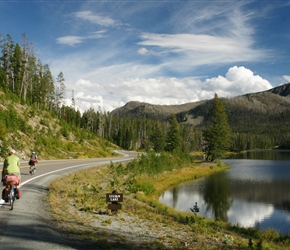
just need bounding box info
[129,182,155,195]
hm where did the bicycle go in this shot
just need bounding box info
[7,184,17,210]
[29,160,37,175]
[3,175,20,210]
[29,163,36,175]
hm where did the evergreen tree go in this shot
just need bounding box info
[20,33,34,102]
[203,94,232,161]
[0,34,14,91]
[11,43,22,95]
[55,71,65,117]
[42,64,55,110]
[150,123,165,152]
[165,115,182,153]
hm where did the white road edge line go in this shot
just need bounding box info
[20,158,133,188]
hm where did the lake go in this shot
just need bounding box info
[159,150,290,235]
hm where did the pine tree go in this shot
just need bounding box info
[203,94,232,161]
[55,71,66,117]
[165,115,182,153]
[150,123,166,152]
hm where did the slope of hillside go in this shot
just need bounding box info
[0,92,119,161]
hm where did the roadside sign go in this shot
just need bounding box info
[106,193,123,202]
[106,191,123,214]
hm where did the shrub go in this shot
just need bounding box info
[129,182,155,195]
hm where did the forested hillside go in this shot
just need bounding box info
[111,83,290,151]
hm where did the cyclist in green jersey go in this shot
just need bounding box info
[1,149,21,203]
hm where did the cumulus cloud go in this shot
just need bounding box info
[283,75,290,82]
[202,66,273,98]
[62,65,273,113]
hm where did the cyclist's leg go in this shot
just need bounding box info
[4,185,9,202]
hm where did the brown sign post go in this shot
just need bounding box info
[106,190,123,214]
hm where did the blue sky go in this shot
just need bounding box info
[1,0,290,112]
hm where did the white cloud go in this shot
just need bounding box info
[74,11,119,27]
[87,30,107,39]
[283,75,290,82]
[138,32,268,68]
[137,47,148,55]
[56,31,106,46]
[136,6,270,69]
[139,33,244,53]
[56,36,84,46]
[202,66,273,97]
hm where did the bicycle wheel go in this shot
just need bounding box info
[9,187,15,210]
[30,165,35,175]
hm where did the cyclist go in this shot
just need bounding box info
[29,151,38,173]
[1,149,21,203]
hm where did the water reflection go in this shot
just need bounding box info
[203,172,232,221]
[227,200,274,228]
[159,152,290,235]
[229,150,290,161]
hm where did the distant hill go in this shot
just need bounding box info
[111,82,290,122]
[110,100,207,121]
[111,83,290,144]
[267,82,290,96]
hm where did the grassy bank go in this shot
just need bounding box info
[47,154,290,249]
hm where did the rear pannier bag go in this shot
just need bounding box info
[3,175,19,186]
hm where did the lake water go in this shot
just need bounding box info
[159,150,290,235]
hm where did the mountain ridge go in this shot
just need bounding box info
[111,83,290,122]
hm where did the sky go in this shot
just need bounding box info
[1,0,290,112]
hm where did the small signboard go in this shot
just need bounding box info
[106,193,123,203]
[106,191,123,214]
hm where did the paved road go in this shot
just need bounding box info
[0,151,137,249]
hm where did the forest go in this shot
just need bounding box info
[1,33,290,159]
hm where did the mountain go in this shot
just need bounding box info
[111,83,290,123]
[267,82,290,96]
[110,100,207,121]
[111,83,290,143]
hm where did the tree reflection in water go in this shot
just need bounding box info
[203,171,233,221]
